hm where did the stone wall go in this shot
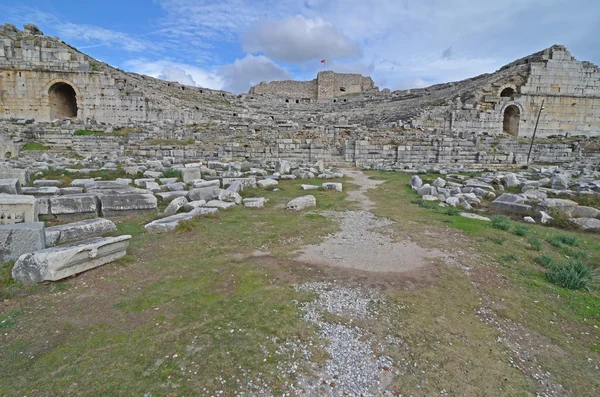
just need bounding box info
[249,71,376,102]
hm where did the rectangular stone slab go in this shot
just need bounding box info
[12,235,131,283]
[0,194,39,224]
[0,178,22,195]
[95,189,158,218]
[0,222,46,262]
[45,218,117,246]
[49,194,100,218]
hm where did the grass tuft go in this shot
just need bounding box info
[0,309,23,329]
[22,142,49,151]
[162,168,182,179]
[513,225,529,236]
[548,234,580,248]
[490,215,511,231]
[489,236,506,245]
[410,199,439,210]
[527,236,542,251]
[74,130,104,136]
[535,255,555,268]
[546,260,596,290]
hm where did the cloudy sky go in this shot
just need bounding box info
[3,0,599,93]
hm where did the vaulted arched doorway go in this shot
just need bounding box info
[49,82,78,119]
[503,105,520,136]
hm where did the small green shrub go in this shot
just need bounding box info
[490,215,511,231]
[527,236,542,251]
[489,237,506,245]
[549,210,576,230]
[410,199,439,210]
[513,225,529,236]
[548,234,579,248]
[162,168,182,179]
[442,207,462,216]
[22,142,49,150]
[499,254,520,263]
[74,130,104,136]
[535,255,554,268]
[546,260,595,290]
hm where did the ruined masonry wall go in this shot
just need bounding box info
[249,79,317,100]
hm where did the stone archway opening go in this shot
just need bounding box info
[500,87,515,98]
[503,105,520,136]
[49,82,78,119]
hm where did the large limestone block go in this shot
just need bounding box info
[490,193,532,215]
[12,235,131,283]
[0,194,39,224]
[570,217,600,232]
[164,196,188,216]
[22,186,60,196]
[409,175,423,191]
[155,191,189,202]
[145,208,217,233]
[257,179,278,188]
[205,200,236,210]
[71,178,96,188]
[0,222,46,262]
[181,167,202,184]
[222,177,257,189]
[94,188,157,217]
[49,194,100,218]
[0,169,30,185]
[539,198,578,216]
[45,218,117,247]
[571,206,600,219]
[0,178,22,195]
[322,182,343,192]
[189,187,221,202]
[243,197,268,208]
[192,180,220,189]
[287,195,316,211]
[33,180,63,187]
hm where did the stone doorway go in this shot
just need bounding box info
[503,105,520,136]
[49,82,78,119]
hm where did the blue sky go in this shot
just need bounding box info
[3,0,600,93]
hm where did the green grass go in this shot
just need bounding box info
[535,255,555,268]
[513,225,529,236]
[74,130,104,136]
[528,236,542,251]
[490,215,511,231]
[0,309,23,329]
[22,142,49,150]
[548,234,580,248]
[161,168,182,179]
[546,260,596,290]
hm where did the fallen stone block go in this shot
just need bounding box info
[222,177,257,189]
[95,188,158,218]
[322,182,343,192]
[155,191,189,202]
[0,168,29,185]
[571,206,600,219]
[165,196,188,216]
[243,197,268,208]
[22,186,61,196]
[301,184,320,191]
[45,218,117,247]
[205,200,236,210]
[164,182,186,191]
[287,195,316,211]
[115,178,133,186]
[183,200,206,212]
[189,187,221,202]
[257,179,278,188]
[59,187,85,195]
[134,178,156,188]
[33,180,63,187]
[144,170,163,179]
[144,207,218,233]
[70,178,95,188]
[570,217,600,232]
[0,179,22,195]
[12,235,131,283]
[523,216,536,224]
[0,194,38,224]
[49,194,100,219]
[490,193,532,215]
[181,167,201,184]
[539,198,578,216]
[218,190,242,205]
[192,180,220,189]
[459,213,491,222]
[0,222,46,262]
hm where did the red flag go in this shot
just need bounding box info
[320,59,325,63]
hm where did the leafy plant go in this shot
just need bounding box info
[410,199,439,210]
[490,215,511,231]
[162,168,182,179]
[513,225,529,236]
[548,234,579,248]
[442,207,462,216]
[546,260,595,290]
[527,236,542,251]
[535,255,554,268]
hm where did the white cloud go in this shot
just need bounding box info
[218,55,292,93]
[125,59,224,90]
[243,15,362,63]
[56,23,150,52]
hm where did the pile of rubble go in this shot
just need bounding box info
[409,163,600,232]
[0,158,344,283]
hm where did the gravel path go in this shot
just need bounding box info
[296,169,444,272]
